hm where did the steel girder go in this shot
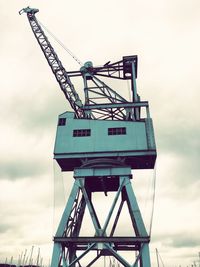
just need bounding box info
[51,167,151,267]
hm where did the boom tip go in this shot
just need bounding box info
[19,6,39,15]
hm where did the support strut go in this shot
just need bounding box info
[51,167,151,267]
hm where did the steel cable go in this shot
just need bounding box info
[149,163,157,236]
[37,19,83,67]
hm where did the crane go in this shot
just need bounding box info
[19,6,146,121]
[20,6,157,267]
[19,7,83,118]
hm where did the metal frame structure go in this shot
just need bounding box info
[51,167,151,267]
[19,7,141,121]
[20,6,157,267]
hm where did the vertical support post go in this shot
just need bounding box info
[51,179,81,267]
[131,62,140,120]
[83,73,92,118]
[124,177,148,236]
[140,244,151,267]
[51,243,63,267]
[131,62,138,103]
[56,179,80,236]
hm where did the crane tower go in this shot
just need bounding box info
[20,7,157,267]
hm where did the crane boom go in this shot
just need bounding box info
[20,7,145,121]
[19,7,83,118]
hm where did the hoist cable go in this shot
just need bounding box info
[37,19,84,67]
[52,160,65,236]
[149,163,157,236]
[142,170,152,228]
[52,160,56,237]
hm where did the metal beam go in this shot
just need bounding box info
[104,243,132,267]
[55,180,80,236]
[83,101,148,110]
[124,178,148,237]
[78,179,102,235]
[102,178,125,235]
[54,237,150,244]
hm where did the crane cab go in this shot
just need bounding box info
[54,111,156,171]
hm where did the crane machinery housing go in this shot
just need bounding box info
[20,6,157,267]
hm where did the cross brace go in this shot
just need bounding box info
[51,167,151,267]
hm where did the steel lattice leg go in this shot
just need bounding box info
[51,168,151,267]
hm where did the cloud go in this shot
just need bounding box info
[171,234,200,248]
[0,224,10,235]
[9,87,66,134]
[154,85,200,188]
[0,176,53,245]
[164,0,200,28]
[157,113,200,157]
[153,232,200,249]
[0,158,48,180]
[0,121,53,181]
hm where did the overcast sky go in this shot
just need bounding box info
[0,0,200,266]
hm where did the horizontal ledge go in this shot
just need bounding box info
[82,101,149,110]
[74,166,131,178]
[51,245,140,251]
[53,236,150,244]
[54,150,156,158]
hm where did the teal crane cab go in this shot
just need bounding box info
[54,111,156,171]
